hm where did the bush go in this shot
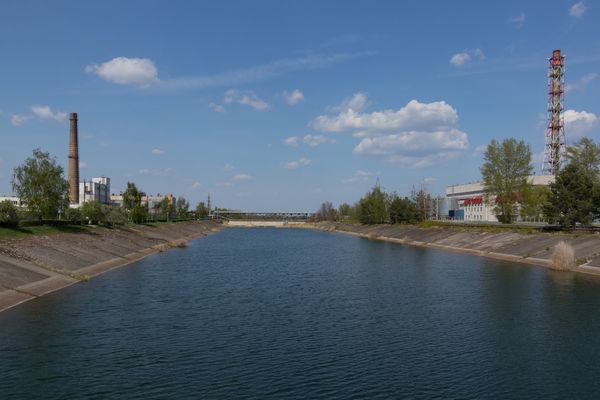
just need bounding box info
[551,241,576,270]
[105,207,128,227]
[64,207,83,224]
[0,200,19,228]
[80,201,106,224]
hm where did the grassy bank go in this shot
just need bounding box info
[0,224,99,238]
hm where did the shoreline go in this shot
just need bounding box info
[304,222,600,277]
[0,221,223,313]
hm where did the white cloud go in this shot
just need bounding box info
[342,170,374,183]
[313,95,469,168]
[85,57,159,87]
[450,52,471,67]
[508,12,526,28]
[151,148,165,155]
[190,181,202,190]
[565,73,598,92]
[569,2,586,17]
[223,163,235,171]
[232,173,253,181]
[223,89,269,111]
[284,136,299,146]
[283,89,304,105]
[313,99,459,134]
[449,48,484,67]
[422,177,437,185]
[11,114,31,126]
[31,105,67,122]
[209,103,225,113]
[564,109,598,139]
[303,134,330,147]
[284,157,312,170]
[328,92,368,113]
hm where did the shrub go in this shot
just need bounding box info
[64,207,83,224]
[551,241,576,270]
[0,200,19,228]
[105,206,128,227]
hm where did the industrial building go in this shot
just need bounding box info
[79,177,111,206]
[445,175,554,222]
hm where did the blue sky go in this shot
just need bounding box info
[1,1,599,211]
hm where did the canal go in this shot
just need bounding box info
[2,227,600,399]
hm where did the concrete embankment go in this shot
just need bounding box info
[0,221,222,312]
[309,222,600,276]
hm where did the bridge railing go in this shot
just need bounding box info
[213,212,315,221]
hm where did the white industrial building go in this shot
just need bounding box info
[0,196,26,208]
[79,177,111,206]
[445,175,554,222]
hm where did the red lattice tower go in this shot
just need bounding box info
[542,49,566,175]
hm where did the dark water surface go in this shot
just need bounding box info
[2,228,600,399]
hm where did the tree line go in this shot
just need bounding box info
[0,148,210,228]
[315,183,431,224]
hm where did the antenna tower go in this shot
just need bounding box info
[542,49,566,175]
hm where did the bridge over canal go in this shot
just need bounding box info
[213,211,316,227]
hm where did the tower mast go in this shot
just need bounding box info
[542,49,566,175]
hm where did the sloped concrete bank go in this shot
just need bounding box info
[310,222,600,276]
[0,221,222,313]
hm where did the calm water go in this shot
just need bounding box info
[2,228,600,399]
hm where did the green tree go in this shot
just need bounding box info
[159,197,175,221]
[176,197,190,218]
[413,188,432,222]
[389,195,418,224]
[104,206,128,227]
[12,148,69,219]
[0,200,19,227]
[544,163,595,228]
[337,203,353,221]
[481,138,533,223]
[64,207,83,224]
[122,182,147,223]
[519,185,551,221]
[81,201,106,224]
[195,202,209,219]
[566,137,600,176]
[356,184,388,224]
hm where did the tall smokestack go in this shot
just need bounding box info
[68,112,79,204]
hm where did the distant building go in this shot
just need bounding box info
[445,175,554,222]
[109,192,176,216]
[0,196,25,208]
[79,177,111,206]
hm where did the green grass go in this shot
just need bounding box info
[417,220,544,234]
[0,224,98,238]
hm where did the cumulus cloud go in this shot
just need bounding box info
[31,106,67,122]
[565,73,597,92]
[209,103,225,113]
[223,89,269,111]
[284,157,312,170]
[86,57,159,87]
[328,92,368,113]
[223,163,235,171]
[508,13,526,28]
[283,89,304,105]
[303,134,333,147]
[11,114,31,126]
[151,148,165,155]
[342,170,374,183]
[564,109,598,139]
[313,95,469,167]
[449,48,484,67]
[232,173,253,181]
[284,136,299,146]
[569,2,586,17]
